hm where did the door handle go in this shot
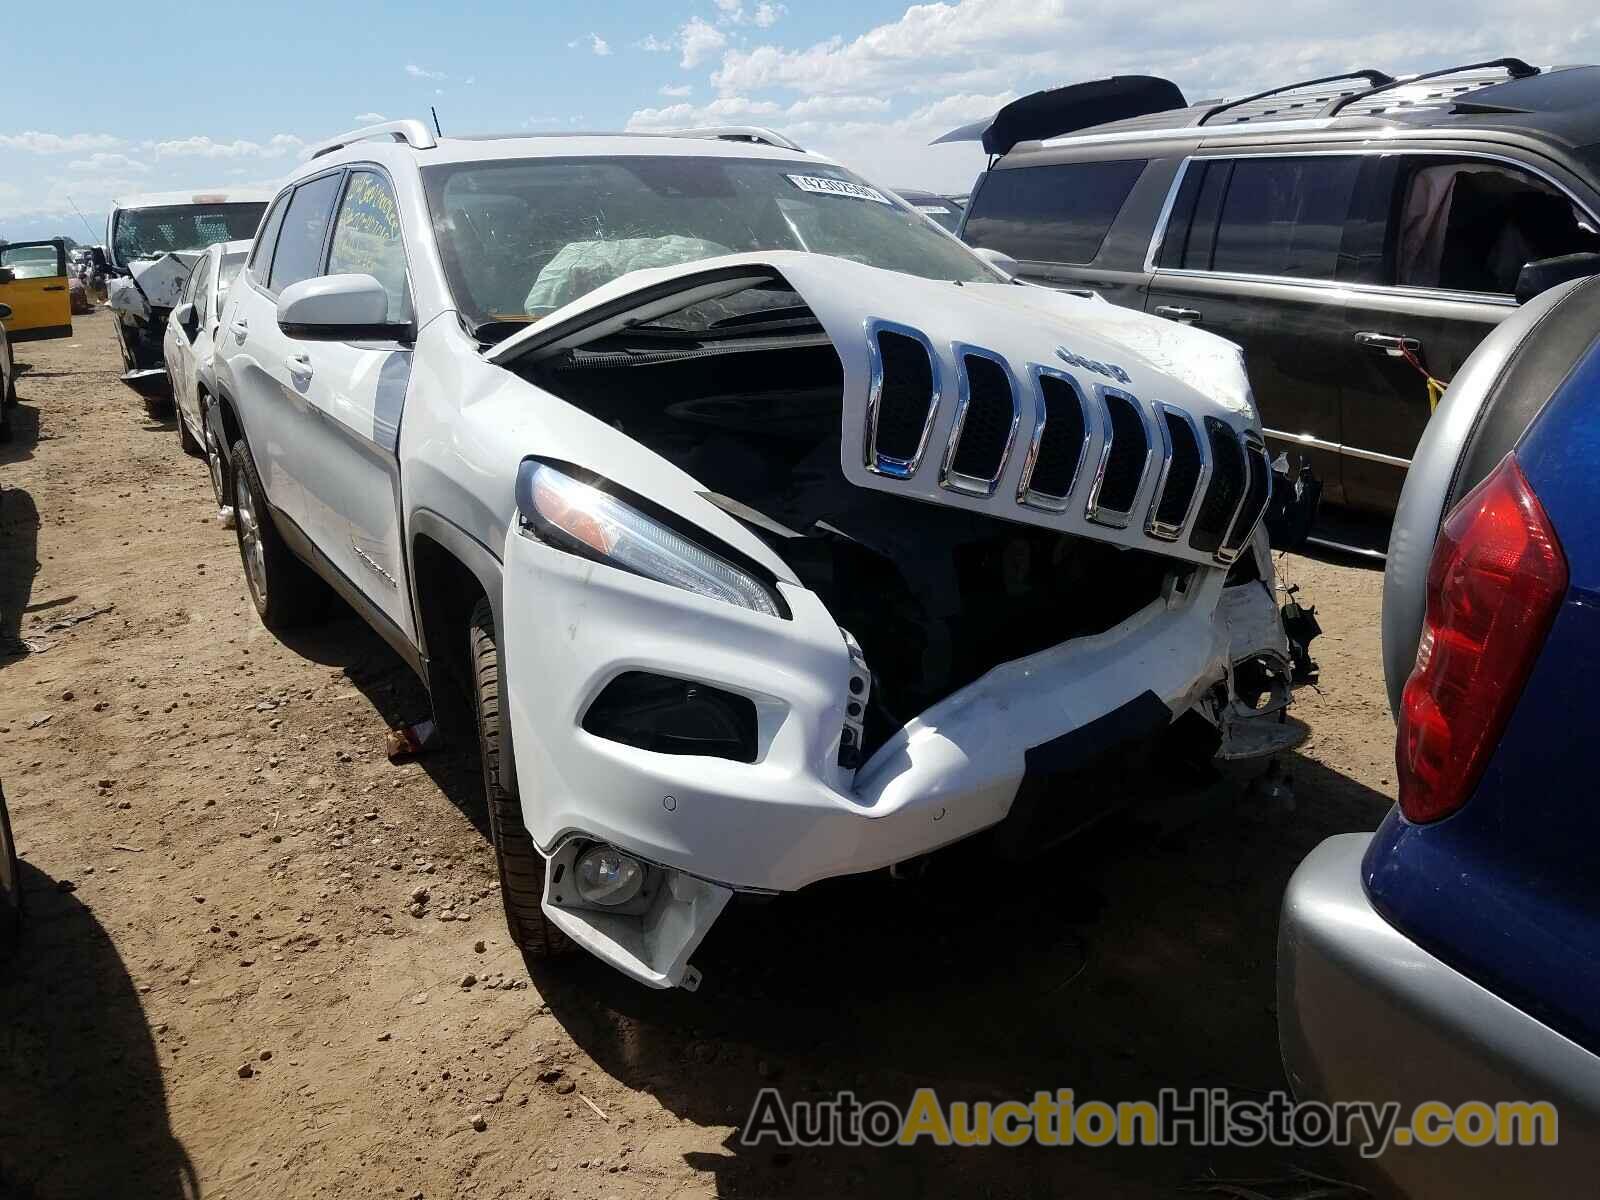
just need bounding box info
[43,285,66,292]
[229,318,249,344]
[287,353,313,380]
[1154,305,1202,324]
[1355,331,1421,356]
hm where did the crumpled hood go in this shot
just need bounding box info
[490,250,1272,569]
[108,251,203,318]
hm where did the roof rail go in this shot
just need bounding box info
[1326,58,1540,117]
[663,126,804,152]
[1195,69,1394,126]
[308,119,438,160]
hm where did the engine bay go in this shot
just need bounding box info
[526,332,1183,757]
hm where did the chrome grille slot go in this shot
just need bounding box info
[863,323,940,479]
[1222,434,1273,555]
[940,347,1018,497]
[1018,368,1090,511]
[1146,403,1206,540]
[1085,388,1151,527]
[1189,417,1247,555]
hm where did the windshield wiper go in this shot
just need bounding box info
[705,303,816,329]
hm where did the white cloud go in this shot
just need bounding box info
[679,16,727,69]
[626,89,1011,191]
[153,134,305,160]
[626,96,783,130]
[590,33,612,56]
[354,112,386,124]
[65,152,148,174]
[708,0,1600,100]
[785,94,891,118]
[637,33,673,52]
[0,131,124,154]
[659,83,693,97]
[754,2,785,27]
[714,0,742,13]
[405,63,446,81]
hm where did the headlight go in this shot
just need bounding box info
[516,461,783,617]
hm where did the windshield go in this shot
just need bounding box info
[112,203,266,266]
[421,155,997,336]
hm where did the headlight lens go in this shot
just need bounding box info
[518,462,782,617]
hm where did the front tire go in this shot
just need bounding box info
[469,598,570,960]
[229,439,328,629]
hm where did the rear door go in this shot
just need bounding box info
[289,167,417,641]
[0,240,72,342]
[960,156,1155,306]
[1143,153,1365,505]
[1336,150,1600,512]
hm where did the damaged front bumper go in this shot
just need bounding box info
[503,522,1304,989]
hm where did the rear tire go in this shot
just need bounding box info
[469,598,570,960]
[203,402,233,522]
[177,392,203,456]
[229,439,329,629]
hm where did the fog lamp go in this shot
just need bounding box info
[575,845,645,907]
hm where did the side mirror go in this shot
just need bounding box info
[1515,252,1600,304]
[0,268,14,285]
[970,246,1020,277]
[172,301,198,337]
[0,303,11,321]
[277,273,405,341]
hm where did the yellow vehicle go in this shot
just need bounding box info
[0,239,72,342]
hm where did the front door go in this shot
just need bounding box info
[293,169,417,641]
[1336,152,1600,512]
[0,240,72,342]
[1143,154,1365,505]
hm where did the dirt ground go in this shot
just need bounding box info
[0,310,1395,1200]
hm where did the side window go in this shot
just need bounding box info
[248,193,290,284]
[326,171,412,322]
[268,172,343,294]
[963,159,1147,264]
[186,256,212,309]
[1391,159,1600,295]
[1203,156,1362,280]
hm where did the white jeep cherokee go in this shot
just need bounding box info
[213,120,1307,990]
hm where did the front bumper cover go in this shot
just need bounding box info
[505,517,1296,988]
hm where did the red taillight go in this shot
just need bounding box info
[1398,454,1567,822]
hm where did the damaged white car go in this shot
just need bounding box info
[211,121,1313,990]
[105,189,269,409]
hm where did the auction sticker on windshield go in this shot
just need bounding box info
[786,175,892,204]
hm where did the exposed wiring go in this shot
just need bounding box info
[1399,343,1449,411]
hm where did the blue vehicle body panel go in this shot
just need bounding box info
[1364,335,1600,1054]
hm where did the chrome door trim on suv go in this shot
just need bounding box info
[1143,146,1600,288]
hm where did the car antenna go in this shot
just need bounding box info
[66,195,98,242]
[431,106,444,137]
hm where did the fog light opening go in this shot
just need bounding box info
[575,844,646,908]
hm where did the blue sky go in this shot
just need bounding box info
[5,0,1600,241]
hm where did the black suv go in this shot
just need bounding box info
[954,62,1600,517]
